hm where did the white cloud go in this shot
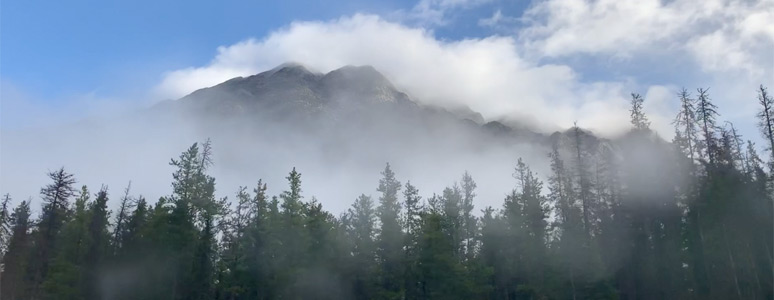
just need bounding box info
[519,0,774,76]
[156,14,668,137]
[394,0,493,26]
[478,9,503,27]
[478,9,520,29]
[514,0,773,143]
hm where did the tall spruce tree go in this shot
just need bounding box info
[27,168,77,298]
[42,185,91,299]
[402,182,423,299]
[111,182,133,256]
[630,93,650,130]
[0,194,11,254]
[674,88,699,162]
[375,163,403,298]
[1,200,32,300]
[696,88,720,164]
[757,85,774,164]
[459,172,477,262]
[345,194,377,299]
[277,168,308,298]
[84,187,111,299]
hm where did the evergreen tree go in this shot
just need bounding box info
[547,140,586,300]
[478,206,505,298]
[674,88,699,162]
[217,186,253,299]
[440,185,463,260]
[459,173,477,262]
[242,180,274,300]
[0,194,11,254]
[416,213,470,299]
[401,182,423,299]
[84,187,111,299]
[27,167,77,298]
[42,185,91,299]
[630,93,650,130]
[111,182,134,256]
[375,163,403,298]
[119,196,148,259]
[277,168,309,298]
[297,197,348,299]
[757,85,774,164]
[696,88,720,164]
[345,194,377,299]
[571,124,597,243]
[189,210,216,300]
[1,200,32,300]
[518,159,549,290]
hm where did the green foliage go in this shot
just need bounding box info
[1,199,32,300]
[376,163,404,298]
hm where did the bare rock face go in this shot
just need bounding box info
[157,62,548,149]
[175,64,415,119]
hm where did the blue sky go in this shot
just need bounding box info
[2,0,772,137]
[2,0,529,99]
[1,0,407,98]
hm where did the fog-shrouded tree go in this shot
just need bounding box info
[1,199,32,300]
[344,194,377,299]
[216,186,254,299]
[696,88,720,165]
[118,195,148,260]
[276,167,309,298]
[630,93,650,131]
[459,172,477,262]
[0,194,11,254]
[111,182,134,256]
[375,163,403,298]
[401,182,423,299]
[674,88,699,163]
[84,187,111,299]
[27,167,77,298]
[41,185,91,299]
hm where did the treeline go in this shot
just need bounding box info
[1,86,773,300]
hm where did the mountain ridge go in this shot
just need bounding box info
[160,63,618,148]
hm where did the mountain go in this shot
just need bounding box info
[161,63,545,143]
[174,63,415,120]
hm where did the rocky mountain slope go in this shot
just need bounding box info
[159,63,545,144]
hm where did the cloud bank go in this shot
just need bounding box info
[519,0,773,75]
[157,14,677,137]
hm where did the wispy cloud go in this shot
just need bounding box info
[478,9,520,29]
[393,0,493,26]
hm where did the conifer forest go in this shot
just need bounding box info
[1,86,773,300]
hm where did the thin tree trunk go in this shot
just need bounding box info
[722,224,742,300]
[746,242,761,299]
[569,267,577,300]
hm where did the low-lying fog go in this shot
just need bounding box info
[1,65,553,214]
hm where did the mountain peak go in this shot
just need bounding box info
[325,65,389,85]
[175,63,415,117]
[320,65,410,106]
[266,62,318,77]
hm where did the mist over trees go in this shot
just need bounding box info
[1,86,773,300]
